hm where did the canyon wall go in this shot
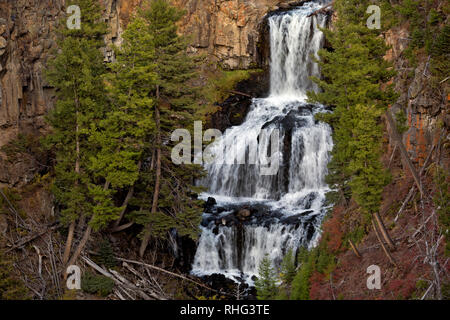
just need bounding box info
[0,0,296,186]
[0,0,447,186]
[385,24,448,168]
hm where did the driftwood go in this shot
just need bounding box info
[372,220,397,267]
[348,239,361,258]
[122,262,168,299]
[115,257,229,296]
[81,256,165,300]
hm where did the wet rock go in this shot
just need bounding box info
[280,210,313,225]
[236,208,252,221]
[204,196,217,213]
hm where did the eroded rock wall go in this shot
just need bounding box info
[385,25,448,168]
[0,0,292,186]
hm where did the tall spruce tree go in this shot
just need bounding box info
[255,255,278,300]
[91,13,158,232]
[308,0,396,217]
[45,0,109,265]
[129,0,205,257]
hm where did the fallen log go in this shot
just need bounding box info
[116,257,231,297]
[372,220,397,267]
[374,211,396,251]
[307,3,333,17]
[81,256,164,300]
[228,90,253,98]
[348,239,362,258]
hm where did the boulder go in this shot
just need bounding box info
[204,196,217,213]
[236,208,252,221]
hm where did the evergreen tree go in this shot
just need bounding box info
[308,0,397,216]
[137,0,205,257]
[280,248,296,284]
[91,12,157,231]
[45,0,109,265]
[255,255,278,300]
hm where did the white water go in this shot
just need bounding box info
[192,1,332,284]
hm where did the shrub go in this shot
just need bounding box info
[81,272,115,297]
[95,239,117,268]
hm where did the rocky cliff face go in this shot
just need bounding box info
[172,0,282,69]
[385,25,448,168]
[0,0,295,186]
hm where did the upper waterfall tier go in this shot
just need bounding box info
[269,2,328,99]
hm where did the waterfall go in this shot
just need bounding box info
[191,1,333,284]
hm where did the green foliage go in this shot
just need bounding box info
[0,249,29,299]
[347,105,391,216]
[81,272,115,297]
[44,0,112,229]
[343,225,366,246]
[291,248,315,300]
[290,242,335,300]
[255,255,278,300]
[308,0,396,215]
[127,0,205,242]
[201,68,259,105]
[1,134,44,162]
[280,248,296,284]
[395,109,409,135]
[395,0,449,87]
[95,240,117,268]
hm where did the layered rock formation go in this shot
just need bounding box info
[0,0,293,186]
[385,25,448,167]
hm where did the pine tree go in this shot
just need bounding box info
[290,247,317,300]
[45,0,109,265]
[255,255,278,300]
[347,105,390,218]
[280,248,296,285]
[137,0,205,257]
[91,12,158,231]
[308,0,397,216]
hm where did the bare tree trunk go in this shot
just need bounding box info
[348,239,361,258]
[62,221,75,265]
[374,211,396,251]
[63,93,81,266]
[113,161,141,229]
[372,220,397,267]
[67,181,110,267]
[140,85,162,258]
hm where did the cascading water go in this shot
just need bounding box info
[191,1,333,284]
